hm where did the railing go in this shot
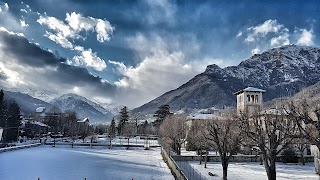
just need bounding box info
[175,161,207,180]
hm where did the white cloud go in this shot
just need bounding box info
[0,27,24,37]
[0,3,22,31]
[244,20,286,43]
[20,9,28,13]
[4,3,9,11]
[19,19,29,27]
[251,47,261,55]
[109,60,127,73]
[38,12,113,71]
[38,15,77,41]
[270,33,290,47]
[0,3,8,12]
[236,31,242,37]
[95,19,114,42]
[296,29,314,46]
[38,12,114,46]
[45,31,73,49]
[73,48,107,71]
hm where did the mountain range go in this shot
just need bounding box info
[3,91,115,124]
[3,45,320,121]
[132,45,320,115]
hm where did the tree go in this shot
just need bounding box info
[285,98,320,169]
[118,106,129,135]
[0,89,7,136]
[110,117,116,137]
[207,114,242,180]
[122,122,136,149]
[239,108,299,180]
[154,105,172,129]
[160,115,186,155]
[186,120,209,165]
[5,100,21,142]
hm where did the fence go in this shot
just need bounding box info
[175,161,207,180]
[161,144,207,180]
[161,146,187,180]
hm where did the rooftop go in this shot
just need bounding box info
[234,87,266,95]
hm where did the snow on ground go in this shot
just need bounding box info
[0,146,173,180]
[189,161,319,180]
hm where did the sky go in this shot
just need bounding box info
[0,0,319,108]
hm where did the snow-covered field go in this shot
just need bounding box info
[190,161,319,180]
[0,146,173,180]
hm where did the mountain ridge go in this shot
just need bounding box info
[132,45,320,115]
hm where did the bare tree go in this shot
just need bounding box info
[239,109,299,180]
[122,122,137,149]
[186,120,209,165]
[160,115,186,155]
[286,99,320,149]
[207,114,242,180]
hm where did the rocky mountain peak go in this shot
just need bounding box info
[204,64,222,74]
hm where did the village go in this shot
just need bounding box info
[1,86,320,180]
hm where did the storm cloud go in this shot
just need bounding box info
[0,28,116,104]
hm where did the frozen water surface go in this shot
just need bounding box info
[0,146,173,180]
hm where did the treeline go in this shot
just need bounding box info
[0,89,21,143]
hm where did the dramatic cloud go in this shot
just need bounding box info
[0,27,115,105]
[296,29,314,46]
[109,33,224,106]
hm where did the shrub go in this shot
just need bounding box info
[281,147,298,163]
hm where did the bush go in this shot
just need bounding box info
[281,147,298,163]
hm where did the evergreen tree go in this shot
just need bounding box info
[118,106,129,135]
[154,105,172,127]
[0,89,6,128]
[110,117,116,137]
[5,100,21,142]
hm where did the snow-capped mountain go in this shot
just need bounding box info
[3,90,53,115]
[51,93,114,123]
[132,45,320,115]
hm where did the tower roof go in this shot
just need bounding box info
[233,87,266,95]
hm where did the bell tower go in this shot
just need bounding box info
[234,87,266,115]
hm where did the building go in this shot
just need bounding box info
[234,87,266,115]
